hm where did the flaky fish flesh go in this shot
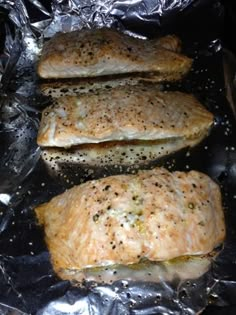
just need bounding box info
[35,167,225,279]
[37,28,192,81]
[37,84,213,156]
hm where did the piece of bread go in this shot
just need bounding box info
[37,84,213,150]
[35,167,225,280]
[37,28,192,80]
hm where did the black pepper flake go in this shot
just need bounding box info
[198,221,205,226]
[188,202,195,209]
[93,214,100,222]
[112,245,116,250]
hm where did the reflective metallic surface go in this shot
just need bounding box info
[0,0,236,314]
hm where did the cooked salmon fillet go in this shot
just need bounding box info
[59,255,212,283]
[37,84,213,149]
[37,28,192,80]
[153,34,182,52]
[35,167,225,279]
[39,76,162,98]
[40,137,206,167]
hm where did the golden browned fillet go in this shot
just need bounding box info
[35,167,225,279]
[37,28,192,80]
[37,84,213,149]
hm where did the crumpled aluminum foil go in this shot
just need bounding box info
[0,0,236,314]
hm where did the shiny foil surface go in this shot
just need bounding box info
[0,0,236,314]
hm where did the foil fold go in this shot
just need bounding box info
[0,0,236,314]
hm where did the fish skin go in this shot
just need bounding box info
[35,167,225,278]
[37,28,192,80]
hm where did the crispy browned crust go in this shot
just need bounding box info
[37,28,192,80]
